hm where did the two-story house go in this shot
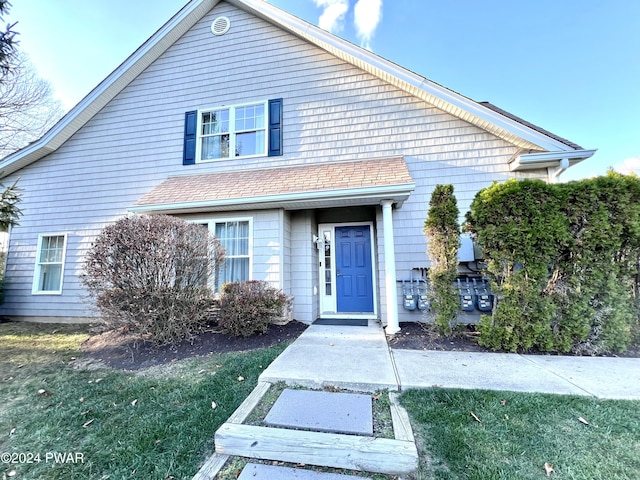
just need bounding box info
[0,0,595,333]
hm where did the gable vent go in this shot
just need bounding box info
[211,16,231,36]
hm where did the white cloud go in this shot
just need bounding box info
[613,156,640,175]
[314,0,349,33]
[354,0,382,50]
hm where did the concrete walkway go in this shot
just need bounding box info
[393,350,640,399]
[260,321,398,392]
[260,321,640,399]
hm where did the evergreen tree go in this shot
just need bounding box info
[0,1,17,75]
[424,184,460,335]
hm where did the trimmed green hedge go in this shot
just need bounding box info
[424,184,461,335]
[465,171,640,353]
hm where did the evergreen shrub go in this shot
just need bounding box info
[424,184,461,335]
[465,172,640,353]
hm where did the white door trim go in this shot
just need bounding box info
[317,222,378,319]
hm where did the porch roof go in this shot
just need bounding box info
[130,157,415,214]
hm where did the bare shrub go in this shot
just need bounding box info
[82,215,224,346]
[217,280,289,337]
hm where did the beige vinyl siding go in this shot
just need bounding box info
[282,210,291,294]
[289,211,317,322]
[0,1,548,320]
[252,210,283,288]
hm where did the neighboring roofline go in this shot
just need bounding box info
[128,182,416,214]
[0,0,590,178]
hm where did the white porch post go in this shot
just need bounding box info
[381,199,400,334]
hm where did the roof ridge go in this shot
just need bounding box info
[0,0,591,178]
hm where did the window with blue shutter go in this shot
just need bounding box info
[183,110,197,165]
[268,98,283,156]
[184,98,282,163]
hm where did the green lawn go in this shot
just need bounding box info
[401,388,640,480]
[4,322,640,480]
[0,322,287,480]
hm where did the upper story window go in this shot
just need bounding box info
[183,98,283,165]
[198,102,267,161]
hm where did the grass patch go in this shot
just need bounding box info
[0,322,91,373]
[401,388,640,480]
[0,322,288,479]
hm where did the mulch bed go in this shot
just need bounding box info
[81,320,639,371]
[388,322,640,358]
[81,321,309,370]
[387,322,488,352]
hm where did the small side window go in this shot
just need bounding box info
[32,234,67,294]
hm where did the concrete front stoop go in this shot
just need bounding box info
[192,381,419,479]
[259,321,399,392]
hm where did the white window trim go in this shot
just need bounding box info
[0,226,11,280]
[212,217,253,287]
[186,216,254,290]
[32,233,68,295]
[195,100,268,163]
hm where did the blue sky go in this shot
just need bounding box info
[6,0,639,180]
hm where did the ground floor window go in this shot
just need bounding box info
[32,234,67,294]
[214,219,251,289]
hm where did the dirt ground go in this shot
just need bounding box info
[82,321,309,370]
[388,322,640,358]
[81,320,639,371]
[387,322,488,352]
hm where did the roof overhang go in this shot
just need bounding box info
[130,156,415,214]
[510,149,597,171]
[128,183,415,215]
[234,0,582,154]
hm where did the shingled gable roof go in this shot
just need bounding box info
[0,0,595,178]
[129,157,415,214]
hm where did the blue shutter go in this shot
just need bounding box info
[183,110,197,165]
[268,98,283,157]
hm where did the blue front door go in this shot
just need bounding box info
[336,225,374,313]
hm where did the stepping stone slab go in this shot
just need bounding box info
[265,389,373,436]
[238,463,371,479]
